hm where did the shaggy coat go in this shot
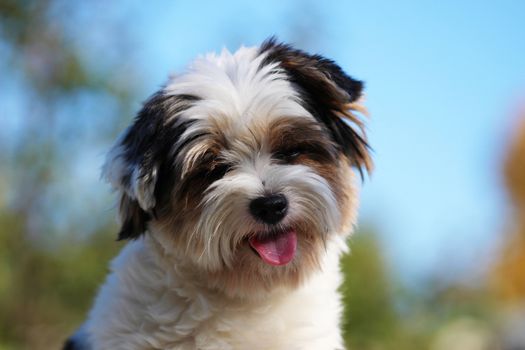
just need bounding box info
[65,39,370,350]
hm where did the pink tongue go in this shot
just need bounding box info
[249,229,297,266]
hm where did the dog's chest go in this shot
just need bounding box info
[88,239,344,350]
[143,289,340,350]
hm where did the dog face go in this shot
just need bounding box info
[103,39,371,299]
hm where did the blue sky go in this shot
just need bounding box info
[114,0,525,282]
[4,0,525,283]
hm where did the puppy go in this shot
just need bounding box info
[65,38,371,350]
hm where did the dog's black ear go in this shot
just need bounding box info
[102,92,197,240]
[260,38,372,175]
[116,194,150,241]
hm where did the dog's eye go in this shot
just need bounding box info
[274,148,303,163]
[208,163,231,181]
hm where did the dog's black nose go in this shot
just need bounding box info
[249,194,288,224]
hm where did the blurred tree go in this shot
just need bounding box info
[0,0,136,348]
[492,114,525,301]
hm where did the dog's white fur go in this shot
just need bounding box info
[84,233,347,350]
[71,42,368,350]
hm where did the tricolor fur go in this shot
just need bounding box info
[66,38,371,350]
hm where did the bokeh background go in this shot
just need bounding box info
[1,1,525,349]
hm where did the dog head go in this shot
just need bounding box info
[103,39,371,299]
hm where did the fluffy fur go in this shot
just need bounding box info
[65,38,371,350]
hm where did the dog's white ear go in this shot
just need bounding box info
[102,92,197,240]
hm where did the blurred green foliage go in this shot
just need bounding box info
[0,1,135,348]
[341,231,501,349]
[341,231,398,347]
[0,212,120,349]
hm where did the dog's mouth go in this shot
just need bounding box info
[248,228,297,266]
